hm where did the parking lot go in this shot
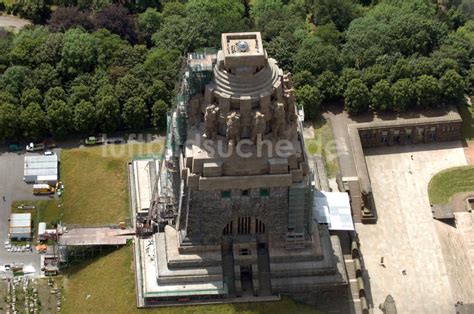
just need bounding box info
[0,149,56,276]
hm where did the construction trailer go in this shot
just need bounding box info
[24,154,59,184]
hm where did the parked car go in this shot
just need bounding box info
[106,137,125,144]
[84,136,104,146]
[44,150,55,156]
[8,143,22,151]
[26,142,45,152]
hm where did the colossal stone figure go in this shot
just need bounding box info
[251,112,266,144]
[272,103,286,139]
[283,72,293,89]
[189,97,201,127]
[284,89,297,124]
[204,105,218,140]
[226,112,240,145]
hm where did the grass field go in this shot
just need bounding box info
[305,117,339,178]
[61,246,319,314]
[428,166,474,204]
[61,142,162,225]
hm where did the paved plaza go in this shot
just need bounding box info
[357,142,473,313]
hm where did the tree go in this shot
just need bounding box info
[293,70,316,89]
[48,6,94,32]
[316,70,339,103]
[391,79,415,112]
[122,96,147,130]
[146,80,171,105]
[74,100,97,133]
[265,32,299,72]
[20,102,47,140]
[162,1,186,17]
[314,22,343,46]
[294,36,340,75]
[9,27,50,66]
[467,65,474,96]
[33,32,64,66]
[344,79,370,114]
[92,29,128,69]
[296,85,321,120]
[343,2,447,67]
[96,95,121,132]
[115,74,147,103]
[21,88,42,108]
[250,0,305,41]
[414,75,440,108]
[185,0,246,48]
[0,65,33,96]
[59,28,98,79]
[311,0,361,31]
[439,69,465,104]
[94,4,137,44]
[338,68,361,96]
[44,87,67,108]
[138,8,162,45]
[16,0,51,24]
[47,100,73,138]
[151,14,191,52]
[143,48,181,88]
[362,64,387,88]
[31,64,60,94]
[371,79,392,112]
[151,100,168,130]
[0,103,21,140]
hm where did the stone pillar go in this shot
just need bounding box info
[218,93,231,116]
[240,96,252,138]
[250,217,256,235]
[232,216,238,236]
[252,263,259,296]
[234,265,242,296]
[204,84,215,107]
[274,80,283,102]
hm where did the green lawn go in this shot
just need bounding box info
[61,142,162,225]
[459,99,474,141]
[305,116,339,178]
[428,166,474,204]
[61,246,319,314]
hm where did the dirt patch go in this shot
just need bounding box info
[464,141,474,165]
[0,14,31,32]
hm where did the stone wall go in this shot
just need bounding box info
[358,121,462,148]
[186,186,289,245]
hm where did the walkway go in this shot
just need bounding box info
[357,143,471,313]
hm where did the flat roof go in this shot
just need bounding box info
[133,159,156,213]
[24,155,58,177]
[10,213,31,228]
[314,191,354,231]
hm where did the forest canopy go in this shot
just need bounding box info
[0,0,472,141]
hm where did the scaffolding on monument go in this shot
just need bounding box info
[136,49,217,238]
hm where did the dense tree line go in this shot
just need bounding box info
[0,0,473,141]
